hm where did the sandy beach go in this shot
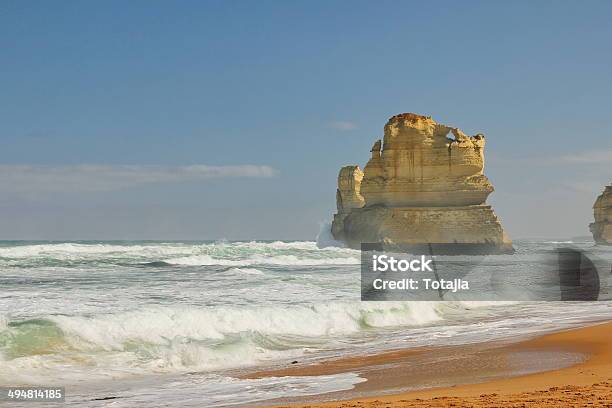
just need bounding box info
[253,321,612,408]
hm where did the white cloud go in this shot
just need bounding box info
[0,164,277,193]
[491,148,612,166]
[553,149,612,164]
[329,121,358,131]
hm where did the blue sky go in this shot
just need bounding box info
[1,0,611,239]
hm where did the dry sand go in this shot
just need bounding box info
[252,322,612,407]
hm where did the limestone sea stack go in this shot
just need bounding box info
[590,185,612,245]
[331,113,514,254]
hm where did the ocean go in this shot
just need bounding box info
[1,233,611,407]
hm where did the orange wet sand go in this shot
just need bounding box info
[255,322,612,407]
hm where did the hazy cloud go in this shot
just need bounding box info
[329,121,358,131]
[0,164,277,193]
[491,148,612,167]
[553,149,612,164]
[557,180,607,195]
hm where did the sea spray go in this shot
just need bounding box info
[316,221,346,249]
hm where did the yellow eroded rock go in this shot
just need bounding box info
[590,185,612,245]
[331,112,513,254]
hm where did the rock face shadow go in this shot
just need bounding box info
[590,184,612,245]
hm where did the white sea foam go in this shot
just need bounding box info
[227,267,265,275]
[0,241,358,264]
[49,302,446,350]
[0,243,196,258]
[233,241,320,250]
[70,373,367,408]
[0,302,453,383]
[163,254,360,266]
[3,239,611,403]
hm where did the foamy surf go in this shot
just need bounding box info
[0,240,360,267]
[163,254,360,266]
[0,301,454,385]
[1,239,610,406]
[3,298,535,388]
[65,373,367,408]
[227,267,266,275]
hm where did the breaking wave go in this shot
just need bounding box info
[0,301,463,381]
[162,254,359,266]
[0,241,360,268]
